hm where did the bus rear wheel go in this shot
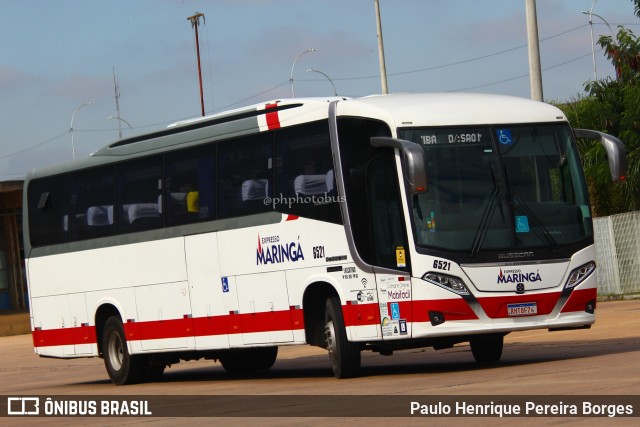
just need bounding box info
[470,334,504,364]
[219,347,278,373]
[102,315,165,385]
[324,296,361,378]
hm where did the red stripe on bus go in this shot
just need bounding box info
[124,318,194,341]
[265,103,281,130]
[32,324,97,348]
[476,292,562,318]
[411,299,478,322]
[31,291,587,348]
[342,302,380,326]
[560,288,597,313]
[33,308,306,348]
[342,299,478,326]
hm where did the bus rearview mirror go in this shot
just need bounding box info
[574,129,628,183]
[370,137,427,193]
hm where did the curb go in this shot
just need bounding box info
[597,293,640,302]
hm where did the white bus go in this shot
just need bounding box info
[23,93,626,385]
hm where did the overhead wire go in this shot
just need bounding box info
[0,22,621,163]
[0,131,69,161]
[449,51,598,92]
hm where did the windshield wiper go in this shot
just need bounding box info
[470,165,506,257]
[470,184,503,257]
[509,191,560,252]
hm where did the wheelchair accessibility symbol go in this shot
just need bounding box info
[497,129,512,145]
[515,215,530,233]
[390,302,400,320]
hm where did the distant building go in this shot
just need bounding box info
[0,180,26,311]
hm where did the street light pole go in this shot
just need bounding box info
[306,68,338,96]
[107,116,134,139]
[290,48,317,98]
[585,0,598,81]
[525,0,544,101]
[187,12,206,117]
[70,100,93,159]
[374,0,389,94]
[582,0,613,81]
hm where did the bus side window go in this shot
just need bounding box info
[27,175,69,247]
[69,166,114,240]
[217,134,272,218]
[336,117,393,266]
[116,156,163,231]
[368,154,409,271]
[275,121,341,224]
[164,146,215,225]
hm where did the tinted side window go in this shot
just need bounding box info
[368,154,410,271]
[27,175,69,247]
[70,166,114,240]
[164,145,215,225]
[218,134,273,218]
[116,156,163,232]
[337,118,392,265]
[275,121,340,223]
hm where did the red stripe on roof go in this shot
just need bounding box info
[265,102,281,130]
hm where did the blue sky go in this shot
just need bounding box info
[1,0,638,180]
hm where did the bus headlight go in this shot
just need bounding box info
[422,272,470,296]
[564,261,596,291]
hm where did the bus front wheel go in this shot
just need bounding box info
[470,334,504,364]
[324,297,361,378]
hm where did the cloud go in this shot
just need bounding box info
[44,75,113,102]
[0,65,31,91]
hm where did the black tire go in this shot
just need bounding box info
[470,334,504,364]
[144,362,166,382]
[324,296,361,378]
[220,346,278,373]
[102,316,164,385]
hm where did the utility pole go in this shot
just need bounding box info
[113,68,122,140]
[374,0,389,94]
[187,12,206,117]
[525,0,544,101]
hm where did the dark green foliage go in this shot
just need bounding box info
[556,1,640,216]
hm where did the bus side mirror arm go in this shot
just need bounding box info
[371,137,427,193]
[574,129,628,183]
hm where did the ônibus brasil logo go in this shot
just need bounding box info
[497,268,542,284]
[257,234,304,265]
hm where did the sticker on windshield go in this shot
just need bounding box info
[497,129,513,145]
[396,246,406,268]
[515,216,530,233]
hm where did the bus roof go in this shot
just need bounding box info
[336,93,567,129]
[25,93,567,180]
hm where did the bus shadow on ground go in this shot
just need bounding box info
[72,336,639,386]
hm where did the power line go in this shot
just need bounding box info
[0,131,69,161]
[331,24,589,82]
[212,80,290,112]
[448,51,596,93]
[0,22,618,163]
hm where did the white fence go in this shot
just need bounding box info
[593,211,640,295]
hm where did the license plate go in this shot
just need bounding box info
[507,302,537,317]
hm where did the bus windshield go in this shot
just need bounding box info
[398,124,592,257]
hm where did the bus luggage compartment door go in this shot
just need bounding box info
[236,271,294,345]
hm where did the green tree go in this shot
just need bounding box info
[559,0,640,216]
